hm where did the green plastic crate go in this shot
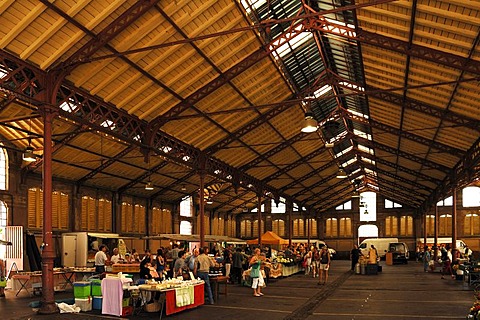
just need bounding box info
[73,281,91,298]
[90,279,102,296]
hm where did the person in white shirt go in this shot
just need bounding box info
[94,245,109,273]
[110,248,123,264]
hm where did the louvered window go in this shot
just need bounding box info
[339,217,352,237]
[385,216,398,236]
[28,188,43,229]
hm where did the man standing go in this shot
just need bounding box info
[186,248,199,272]
[194,247,215,304]
[94,245,109,273]
[232,248,244,285]
[350,245,361,271]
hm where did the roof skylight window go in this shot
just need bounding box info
[334,145,353,158]
[358,144,373,155]
[339,81,364,91]
[361,157,375,165]
[322,18,356,38]
[100,119,115,130]
[270,25,312,59]
[160,146,172,153]
[354,129,372,140]
[240,0,267,14]
[347,109,369,119]
[182,155,190,162]
[0,70,7,79]
[133,134,141,141]
[341,157,357,168]
[59,98,79,113]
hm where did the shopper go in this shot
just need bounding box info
[441,245,454,279]
[223,245,233,280]
[173,250,187,278]
[194,247,215,304]
[312,247,320,277]
[318,246,331,285]
[368,245,378,264]
[422,246,431,272]
[155,248,166,279]
[250,248,264,297]
[232,247,244,285]
[350,244,361,271]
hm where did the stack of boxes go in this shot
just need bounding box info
[73,281,92,312]
[91,279,102,310]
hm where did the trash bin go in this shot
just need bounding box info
[386,252,393,266]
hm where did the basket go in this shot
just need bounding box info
[145,301,161,313]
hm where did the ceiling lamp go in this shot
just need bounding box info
[351,190,360,198]
[22,146,36,162]
[301,112,318,133]
[145,180,154,190]
[206,197,213,205]
[181,184,187,191]
[336,167,347,179]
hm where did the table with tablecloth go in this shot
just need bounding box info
[139,282,204,317]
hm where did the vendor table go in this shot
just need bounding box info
[209,275,228,301]
[11,271,75,296]
[281,264,302,277]
[139,282,204,319]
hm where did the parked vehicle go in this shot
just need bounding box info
[416,237,467,251]
[359,238,399,258]
[388,242,409,264]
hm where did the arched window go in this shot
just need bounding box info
[151,207,172,234]
[385,216,398,236]
[0,200,7,227]
[439,214,452,236]
[241,220,252,237]
[293,218,304,237]
[272,219,285,237]
[0,145,7,190]
[339,217,352,237]
[325,218,338,237]
[425,215,435,236]
[464,213,480,236]
[306,218,317,237]
[252,219,264,237]
[400,215,413,236]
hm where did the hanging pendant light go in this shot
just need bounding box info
[145,180,154,190]
[301,112,318,133]
[336,167,347,179]
[23,145,36,162]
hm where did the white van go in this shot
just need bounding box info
[416,238,467,251]
[359,238,399,258]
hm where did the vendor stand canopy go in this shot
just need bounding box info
[146,234,245,244]
[246,232,288,245]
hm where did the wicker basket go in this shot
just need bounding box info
[145,301,161,313]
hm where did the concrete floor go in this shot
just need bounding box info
[1,260,475,320]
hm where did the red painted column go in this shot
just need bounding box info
[452,187,457,259]
[257,193,262,247]
[199,170,205,248]
[38,107,58,314]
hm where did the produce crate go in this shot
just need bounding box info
[92,296,102,310]
[75,297,92,312]
[91,279,102,296]
[73,281,91,298]
[121,306,133,317]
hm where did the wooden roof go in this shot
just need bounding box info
[0,0,479,214]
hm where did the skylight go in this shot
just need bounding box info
[240,0,267,14]
[59,98,79,113]
[361,157,375,165]
[354,129,372,140]
[347,109,369,119]
[270,25,313,59]
[160,146,172,153]
[358,144,374,155]
[341,157,357,168]
[334,145,353,158]
[100,119,115,130]
[0,70,7,79]
[322,18,356,38]
[339,81,364,91]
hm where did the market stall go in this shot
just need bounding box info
[246,231,289,246]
